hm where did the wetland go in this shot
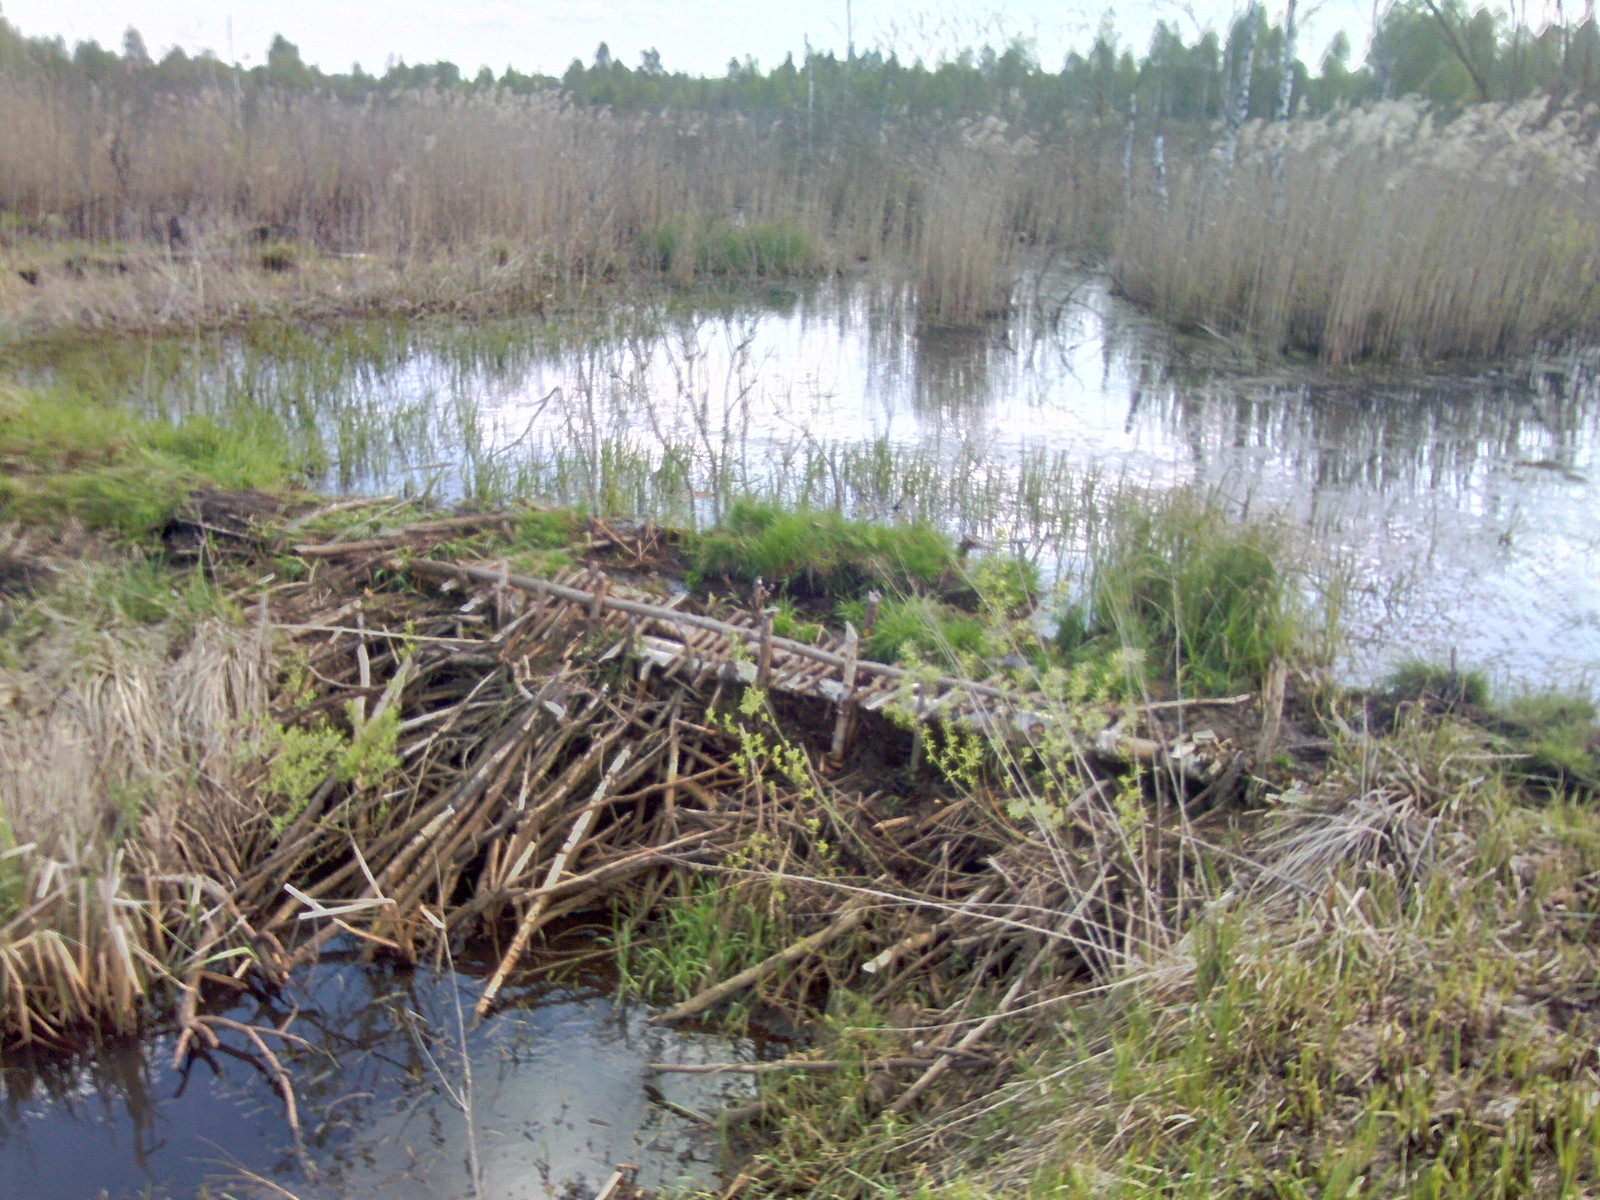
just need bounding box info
[4,17,1600,1196]
[22,273,1600,692]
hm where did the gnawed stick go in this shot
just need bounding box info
[649,898,871,1026]
[593,1165,638,1200]
[475,744,634,1018]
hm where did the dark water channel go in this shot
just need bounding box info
[1,939,759,1199]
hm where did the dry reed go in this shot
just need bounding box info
[0,75,1114,329]
[0,595,275,1042]
[1114,96,1600,362]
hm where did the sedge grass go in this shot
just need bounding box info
[1056,490,1308,695]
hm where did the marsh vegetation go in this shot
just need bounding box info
[3,3,1600,1197]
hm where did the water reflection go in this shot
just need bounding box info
[23,276,1600,690]
[0,942,757,1200]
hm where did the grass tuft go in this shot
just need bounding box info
[688,500,954,599]
[1059,492,1304,694]
[0,385,295,538]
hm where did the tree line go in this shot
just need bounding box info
[3,0,1599,123]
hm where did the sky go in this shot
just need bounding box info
[0,0,1393,80]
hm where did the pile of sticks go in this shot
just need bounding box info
[3,501,1260,1158]
[159,538,1249,1130]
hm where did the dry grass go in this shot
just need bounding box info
[0,561,275,1043]
[1114,97,1600,362]
[0,76,1116,332]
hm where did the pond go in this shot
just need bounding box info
[36,272,1595,693]
[0,937,761,1199]
[12,271,1600,1196]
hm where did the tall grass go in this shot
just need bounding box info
[0,566,274,1041]
[1114,97,1600,362]
[0,74,1114,326]
[7,62,1599,357]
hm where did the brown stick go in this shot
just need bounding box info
[399,558,1019,702]
[649,899,871,1025]
[475,744,634,1018]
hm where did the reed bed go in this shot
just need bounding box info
[4,50,1600,358]
[1115,96,1600,362]
[0,71,1115,331]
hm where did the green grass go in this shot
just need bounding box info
[839,594,987,666]
[1493,689,1600,798]
[514,506,584,550]
[0,384,297,537]
[1386,657,1493,710]
[609,873,784,1012]
[688,500,955,600]
[1381,663,1600,797]
[1059,493,1305,694]
[639,216,817,279]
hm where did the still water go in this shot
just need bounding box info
[45,273,1589,690]
[0,940,758,1199]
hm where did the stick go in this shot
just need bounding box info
[649,899,870,1025]
[884,945,1046,1116]
[594,1166,637,1200]
[475,745,634,1018]
[828,623,861,765]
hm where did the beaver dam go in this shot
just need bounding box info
[3,488,1600,1199]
